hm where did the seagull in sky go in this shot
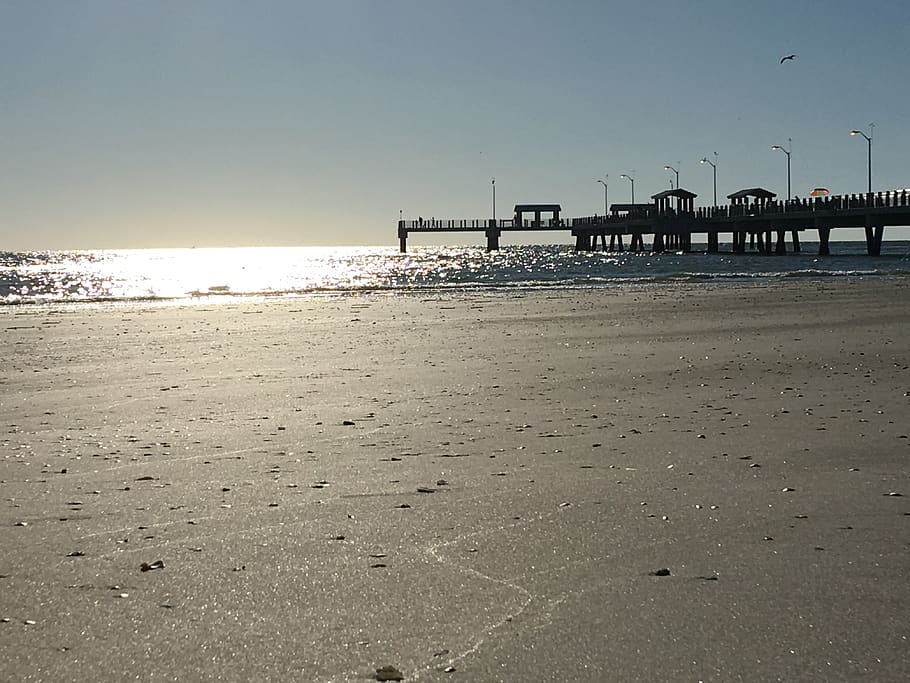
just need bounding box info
[780,54,797,64]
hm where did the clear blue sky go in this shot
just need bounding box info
[2,0,908,249]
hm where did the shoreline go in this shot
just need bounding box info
[2,278,909,681]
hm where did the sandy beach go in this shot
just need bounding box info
[2,278,909,682]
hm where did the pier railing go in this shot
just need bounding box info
[402,218,568,230]
[569,190,910,225]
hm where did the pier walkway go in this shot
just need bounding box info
[398,190,910,256]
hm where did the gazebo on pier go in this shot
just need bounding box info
[650,188,698,251]
[513,204,562,228]
[651,188,697,215]
[725,187,800,254]
[727,187,777,210]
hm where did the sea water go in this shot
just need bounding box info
[2,242,910,305]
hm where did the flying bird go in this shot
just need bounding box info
[780,54,797,64]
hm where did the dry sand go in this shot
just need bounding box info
[1,279,909,682]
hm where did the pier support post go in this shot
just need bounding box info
[775,229,786,255]
[818,227,831,256]
[865,225,884,256]
[735,231,747,253]
[486,220,501,251]
[575,233,591,251]
[398,223,408,253]
[791,230,801,252]
[707,232,719,253]
[653,232,664,252]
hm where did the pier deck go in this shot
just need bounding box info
[398,191,910,256]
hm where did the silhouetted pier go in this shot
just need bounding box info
[398,190,910,256]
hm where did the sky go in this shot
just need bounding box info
[1,0,908,250]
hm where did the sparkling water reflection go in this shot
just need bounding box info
[2,243,909,305]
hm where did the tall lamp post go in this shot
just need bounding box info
[663,164,679,190]
[770,138,792,201]
[849,124,874,194]
[491,177,496,222]
[596,176,608,216]
[619,173,635,205]
[699,153,717,206]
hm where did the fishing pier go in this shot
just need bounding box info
[398,189,910,256]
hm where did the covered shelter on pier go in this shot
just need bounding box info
[609,203,653,218]
[651,188,697,215]
[513,204,562,227]
[727,188,777,209]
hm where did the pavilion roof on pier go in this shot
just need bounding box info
[727,188,777,200]
[651,188,698,201]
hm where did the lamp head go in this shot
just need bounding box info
[770,145,780,150]
[850,130,860,136]
[699,158,706,164]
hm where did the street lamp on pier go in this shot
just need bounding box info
[596,176,608,217]
[849,124,874,194]
[663,164,679,190]
[619,174,635,205]
[699,153,717,206]
[770,138,792,200]
[491,177,496,221]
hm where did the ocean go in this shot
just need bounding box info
[2,241,910,306]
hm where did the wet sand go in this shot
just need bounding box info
[2,279,909,681]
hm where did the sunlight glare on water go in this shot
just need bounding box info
[2,242,908,305]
